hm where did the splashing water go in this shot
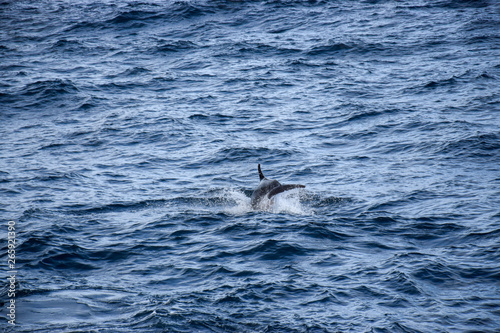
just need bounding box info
[219,188,311,215]
[269,189,313,215]
[220,188,253,215]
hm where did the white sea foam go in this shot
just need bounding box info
[220,188,312,216]
[269,189,313,216]
[220,188,252,215]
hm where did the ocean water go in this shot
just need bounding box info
[1,0,500,332]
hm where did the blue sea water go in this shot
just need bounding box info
[1,0,500,331]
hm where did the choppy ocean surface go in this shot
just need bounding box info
[1,0,500,332]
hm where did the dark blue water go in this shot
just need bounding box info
[1,0,500,331]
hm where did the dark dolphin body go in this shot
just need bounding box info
[251,164,305,209]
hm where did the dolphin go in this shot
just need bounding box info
[251,164,305,209]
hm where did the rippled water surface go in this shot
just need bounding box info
[1,0,500,332]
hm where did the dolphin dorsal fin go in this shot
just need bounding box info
[258,164,265,181]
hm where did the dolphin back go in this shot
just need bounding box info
[251,164,305,209]
[267,184,305,199]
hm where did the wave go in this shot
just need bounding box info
[2,79,86,111]
[230,41,302,57]
[439,132,500,158]
[188,112,234,123]
[206,147,302,164]
[20,232,178,272]
[64,199,168,215]
[196,238,312,262]
[463,228,500,241]
[383,270,422,296]
[108,66,152,78]
[412,260,467,286]
[21,79,79,97]
[407,68,499,95]
[107,10,164,27]
[401,221,466,242]
[299,223,353,241]
[63,2,214,33]
[50,38,87,53]
[154,39,198,53]
[237,239,308,260]
[307,40,386,57]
